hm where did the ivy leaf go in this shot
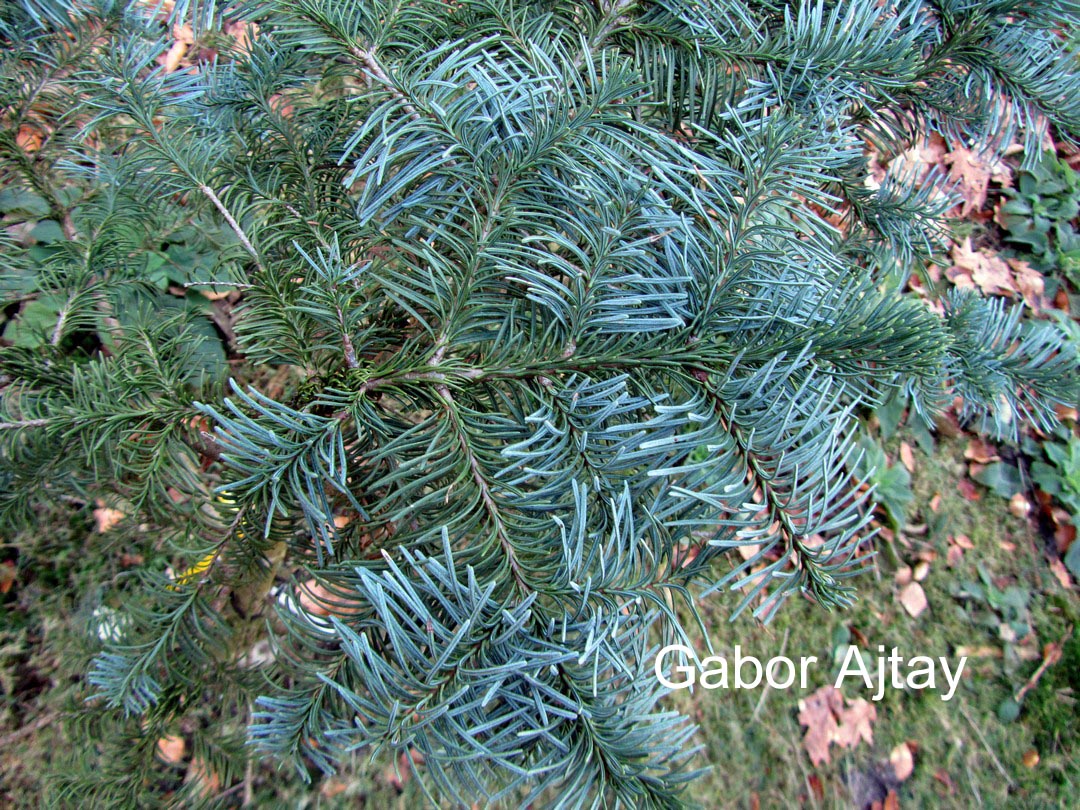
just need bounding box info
[1064,541,1080,581]
[856,438,913,529]
[1,295,64,348]
[971,462,1024,499]
[0,187,50,217]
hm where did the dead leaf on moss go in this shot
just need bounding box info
[957,478,980,501]
[798,687,841,766]
[890,742,915,781]
[834,697,877,749]
[93,500,125,533]
[1014,629,1072,703]
[1049,558,1072,588]
[1009,493,1032,518]
[933,768,956,794]
[898,442,915,474]
[898,581,928,617]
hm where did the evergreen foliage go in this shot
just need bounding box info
[1,0,1078,805]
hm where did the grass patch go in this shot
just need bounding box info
[1,433,1076,807]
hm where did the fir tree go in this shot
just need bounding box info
[1,0,1078,806]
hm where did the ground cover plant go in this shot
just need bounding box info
[1,0,1079,807]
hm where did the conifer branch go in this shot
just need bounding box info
[199,184,260,261]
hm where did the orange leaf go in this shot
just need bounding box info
[957,479,980,501]
[964,437,999,464]
[16,125,44,153]
[185,754,222,798]
[156,734,185,764]
[0,561,16,595]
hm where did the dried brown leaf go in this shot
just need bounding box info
[798,687,841,766]
[945,146,993,216]
[898,581,928,617]
[834,697,876,749]
[964,438,999,464]
[899,442,916,474]
[1048,558,1072,588]
[798,686,877,766]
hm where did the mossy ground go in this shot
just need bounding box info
[1,432,1077,808]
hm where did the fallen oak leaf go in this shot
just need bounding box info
[798,686,878,766]
[835,696,877,749]
[946,238,1016,296]
[957,478,980,502]
[798,686,842,766]
[945,146,993,216]
[1007,257,1045,312]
